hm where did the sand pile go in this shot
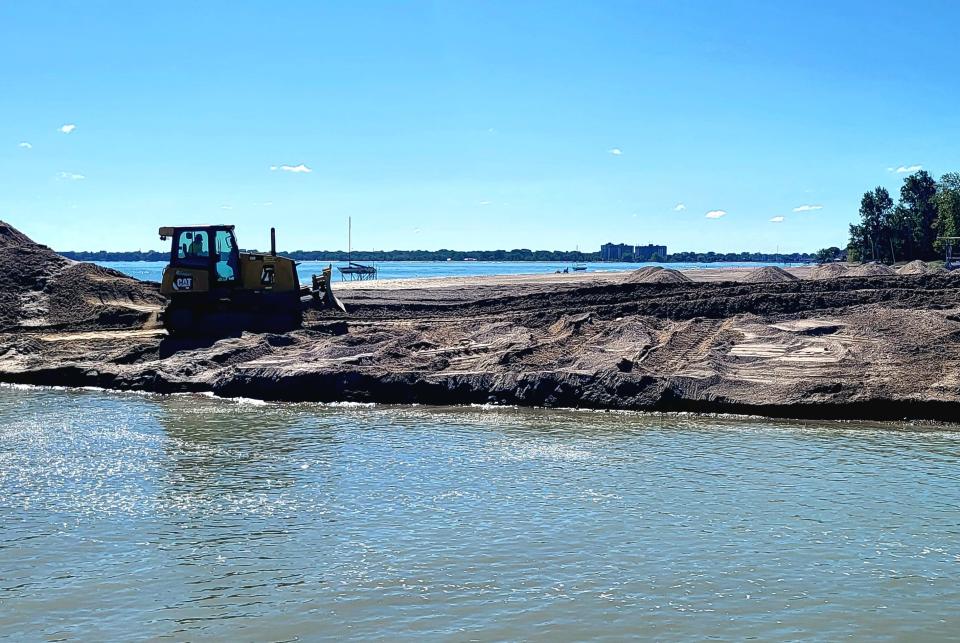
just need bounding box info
[741,266,799,283]
[809,263,849,279]
[847,263,896,277]
[637,268,692,284]
[0,221,71,330]
[897,260,945,275]
[0,221,41,248]
[0,220,163,331]
[624,266,665,283]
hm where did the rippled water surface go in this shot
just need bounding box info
[2,386,960,640]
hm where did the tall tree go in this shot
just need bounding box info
[847,223,866,262]
[934,172,960,254]
[850,187,895,262]
[885,203,911,262]
[898,170,939,259]
[815,246,842,262]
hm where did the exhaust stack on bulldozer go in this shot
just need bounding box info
[158,224,344,335]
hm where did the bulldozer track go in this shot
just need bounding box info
[636,318,731,376]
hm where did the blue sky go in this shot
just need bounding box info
[2,1,959,253]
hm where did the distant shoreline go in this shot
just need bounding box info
[63,252,814,264]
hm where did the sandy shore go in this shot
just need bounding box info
[335,265,814,291]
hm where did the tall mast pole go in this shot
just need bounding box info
[348,216,352,263]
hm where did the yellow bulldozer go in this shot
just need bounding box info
[158,224,343,335]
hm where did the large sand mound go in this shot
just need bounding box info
[809,263,849,279]
[742,266,798,283]
[0,221,163,331]
[0,221,39,248]
[847,263,896,277]
[624,266,665,283]
[624,266,692,284]
[629,267,692,284]
[897,260,945,275]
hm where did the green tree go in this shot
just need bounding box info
[934,172,960,253]
[847,223,865,262]
[815,246,841,263]
[850,187,895,262]
[897,170,938,259]
[886,204,913,262]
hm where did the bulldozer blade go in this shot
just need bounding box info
[327,279,346,313]
[319,265,346,313]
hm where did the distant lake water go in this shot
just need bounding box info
[3,386,959,640]
[95,260,804,283]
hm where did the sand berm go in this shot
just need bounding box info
[4,221,960,421]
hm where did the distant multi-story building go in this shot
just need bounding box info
[600,242,668,262]
[600,242,633,261]
[634,244,668,261]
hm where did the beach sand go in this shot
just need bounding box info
[334,265,814,291]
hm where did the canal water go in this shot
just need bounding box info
[95,260,802,284]
[2,385,959,640]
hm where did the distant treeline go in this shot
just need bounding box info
[59,249,816,263]
[844,169,960,263]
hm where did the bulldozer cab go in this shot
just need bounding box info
[160,225,240,284]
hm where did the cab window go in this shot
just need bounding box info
[215,229,239,282]
[176,230,209,267]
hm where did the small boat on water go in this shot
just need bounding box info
[571,246,587,271]
[338,217,377,281]
[339,261,377,278]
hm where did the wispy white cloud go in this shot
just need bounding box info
[770,216,785,223]
[673,203,686,211]
[479,200,491,206]
[705,209,727,219]
[57,171,85,180]
[220,204,233,210]
[793,204,823,212]
[893,164,922,174]
[18,142,32,149]
[260,201,274,206]
[271,163,311,173]
[59,124,76,134]
[609,147,623,156]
